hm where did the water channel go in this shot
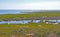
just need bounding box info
[0,20,60,24]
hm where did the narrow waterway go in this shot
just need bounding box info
[0,20,60,24]
[0,20,41,24]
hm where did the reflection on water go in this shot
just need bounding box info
[0,20,41,24]
[33,20,41,23]
[0,20,60,24]
[8,20,31,24]
[46,20,57,22]
[45,20,60,24]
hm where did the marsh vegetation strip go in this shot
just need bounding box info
[0,14,60,20]
[0,24,60,37]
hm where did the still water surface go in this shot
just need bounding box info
[0,20,60,24]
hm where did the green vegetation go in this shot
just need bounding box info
[0,12,60,37]
[0,13,60,20]
[0,22,60,37]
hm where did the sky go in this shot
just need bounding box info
[0,0,60,10]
